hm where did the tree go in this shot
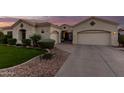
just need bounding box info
[30,34,41,47]
[0,32,4,39]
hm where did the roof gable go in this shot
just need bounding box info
[10,19,60,29]
[11,19,35,28]
[73,17,119,27]
[60,24,72,27]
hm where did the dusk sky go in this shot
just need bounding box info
[0,16,124,27]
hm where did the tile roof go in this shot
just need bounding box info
[1,19,60,30]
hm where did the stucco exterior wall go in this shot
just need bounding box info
[60,25,73,32]
[73,19,118,46]
[35,26,50,39]
[35,26,61,44]
[50,26,61,43]
[13,22,36,43]
[2,23,61,44]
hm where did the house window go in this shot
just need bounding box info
[90,21,96,26]
[7,31,13,38]
[41,30,44,33]
[20,23,24,28]
[63,27,66,29]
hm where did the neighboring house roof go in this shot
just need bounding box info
[73,16,119,27]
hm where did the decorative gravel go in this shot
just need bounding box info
[0,48,69,77]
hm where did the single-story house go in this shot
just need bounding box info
[1,16,119,46]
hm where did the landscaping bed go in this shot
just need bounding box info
[0,33,69,76]
[0,48,69,77]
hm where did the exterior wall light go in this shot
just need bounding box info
[113,32,116,35]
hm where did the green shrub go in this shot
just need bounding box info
[22,39,31,46]
[118,35,124,45]
[0,34,13,44]
[0,38,4,44]
[42,53,54,60]
[8,38,17,45]
[0,39,4,44]
[38,39,55,49]
[0,32,4,38]
[0,35,8,44]
[30,34,41,47]
[7,34,12,39]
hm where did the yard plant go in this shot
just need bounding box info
[8,38,17,45]
[30,34,41,47]
[38,39,55,49]
[22,39,31,46]
[0,34,13,44]
[118,34,124,46]
[0,32,4,38]
[38,39,55,59]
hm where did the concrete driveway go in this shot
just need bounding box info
[56,45,124,77]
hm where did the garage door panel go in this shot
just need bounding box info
[77,31,110,45]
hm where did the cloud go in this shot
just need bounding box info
[48,16,88,25]
[1,16,124,27]
[8,16,51,21]
[0,22,14,27]
[0,16,52,27]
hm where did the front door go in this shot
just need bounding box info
[20,29,26,40]
[61,31,72,43]
[65,32,69,40]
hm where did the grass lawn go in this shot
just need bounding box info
[0,45,44,69]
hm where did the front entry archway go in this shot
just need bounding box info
[61,31,72,43]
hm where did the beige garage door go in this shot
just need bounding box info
[50,32,59,44]
[77,31,110,45]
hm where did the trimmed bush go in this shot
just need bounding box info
[0,35,8,44]
[38,39,55,49]
[30,34,41,47]
[0,32,4,38]
[0,34,13,44]
[22,39,31,46]
[0,38,4,44]
[118,35,124,45]
[8,38,17,45]
[0,39,4,44]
